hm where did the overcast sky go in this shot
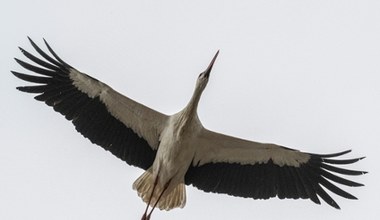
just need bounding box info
[1,1,379,219]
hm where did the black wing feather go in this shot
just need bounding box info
[12,38,156,170]
[18,46,61,71]
[185,151,366,209]
[27,37,67,69]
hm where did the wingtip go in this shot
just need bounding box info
[27,36,34,44]
[346,194,358,200]
[15,86,24,92]
[10,70,19,76]
[345,149,353,154]
[11,71,24,82]
[18,46,25,53]
[312,149,353,158]
[14,57,21,63]
[43,38,49,47]
[25,36,53,49]
[13,58,26,67]
[11,71,23,79]
[331,200,341,210]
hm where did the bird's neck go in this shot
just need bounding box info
[175,86,203,133]
[185,85,204,118]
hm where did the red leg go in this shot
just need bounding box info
[146,179,171,220]
[141,174,159,220]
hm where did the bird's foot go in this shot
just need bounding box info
[141,213,150,220]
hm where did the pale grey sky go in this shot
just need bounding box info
[1,1,378,219]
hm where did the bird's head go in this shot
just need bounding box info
[196,50,219,90]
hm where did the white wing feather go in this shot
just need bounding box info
[192,128,311,167]
[70,69,168,149]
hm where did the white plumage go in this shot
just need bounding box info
[13,38,366,219]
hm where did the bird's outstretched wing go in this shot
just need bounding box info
[185,129,366,209]
[12,37,169,170]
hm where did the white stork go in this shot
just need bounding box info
[13,38,366,220]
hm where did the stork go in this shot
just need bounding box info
[12,38,366,220]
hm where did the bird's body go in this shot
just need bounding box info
[153,110,198,190]
[12,38,366,219]
[134,54,218,212]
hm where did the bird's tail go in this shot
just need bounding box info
[132,169,186,211]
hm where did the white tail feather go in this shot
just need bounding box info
[133,169,186,211]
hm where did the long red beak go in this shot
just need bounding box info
[204,50,219,78]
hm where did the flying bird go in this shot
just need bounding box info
[12,38,366,220]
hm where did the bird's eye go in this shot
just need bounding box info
[198,73,204,78]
